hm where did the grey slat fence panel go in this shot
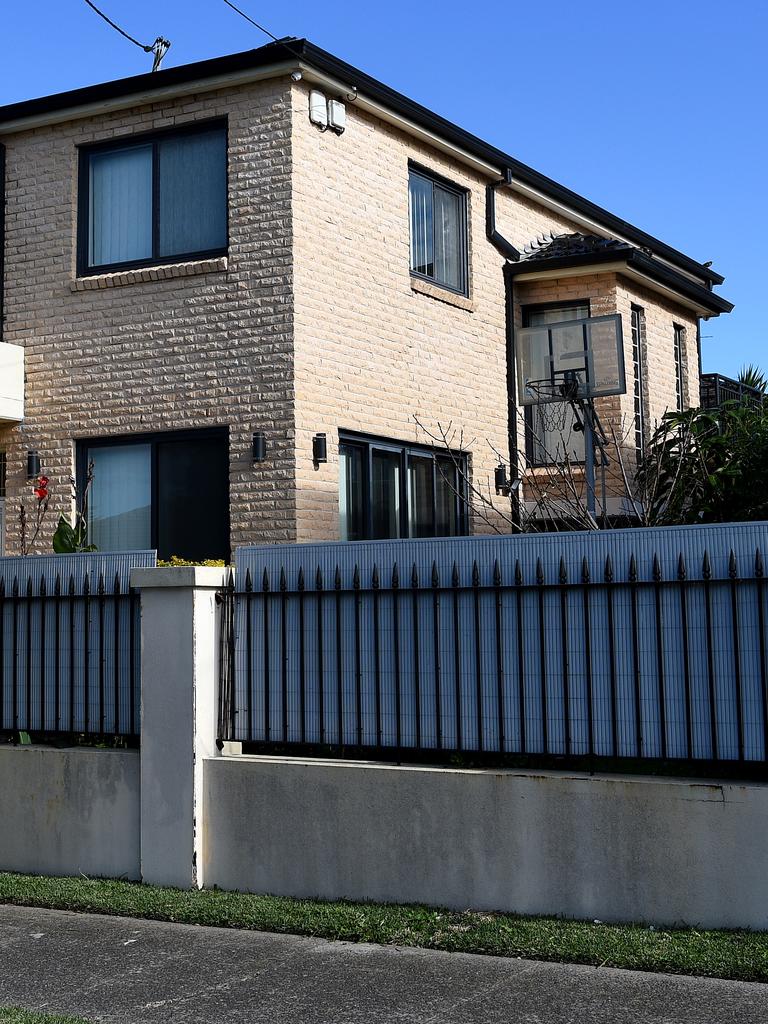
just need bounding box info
[0,551,156,735]
[231,524,768,765]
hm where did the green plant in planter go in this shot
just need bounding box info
[52,461,97,554]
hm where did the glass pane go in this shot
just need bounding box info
[530,405,585,464]
[339,443,366,541]
[433,185,462,291]
[89,146,152,267]
[408,172,433,278]
[88,444,151,551]
[435,458,459,536]
[157,435,229,562]
[407,455,434,537]
[527,304,589,326]
[371,449,402,539]
[158,129,227,257]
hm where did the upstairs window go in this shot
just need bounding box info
[408,166,468,295]
[522,302,589,466]
[79,122,227,274]
[339,433,468,541]
[674,323,686,411]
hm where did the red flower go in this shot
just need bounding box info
[34,487,48,501]
[39,476,49,487]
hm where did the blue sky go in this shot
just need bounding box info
[2,1,764,377]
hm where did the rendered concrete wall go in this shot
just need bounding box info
[0,746,140,879]
[203,756,768,929]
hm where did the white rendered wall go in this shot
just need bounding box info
[203,756,768,930]
[0,746,140,879]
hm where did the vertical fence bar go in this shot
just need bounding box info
[677,554,693,759]
[54,574,61,731]
[68,575,75,732]
[703,551,719,759]
[98,573,105,734]
[298,568,307,745]
[0,579,5,731]
[244,569,253,743]
[581,557,594,757]
[39,575,46,732]
[82,571,90,733]
[353,564,363,747]
[431,561,442,750]
[628,554,643,757]
[515,560,526,754]
[652,554,667,759]
[411,564,421,750]
[472,560,483,751]
[604,555,618,756]
[262,568,271,743]
[756,549,768,759]
[372,565,382,747]
[334,566,343,746]
[392,563,402,749]
[536,557,548,754]
[129,583,138,737]
[559,556,571,756]
[493,559,504,754]
[316,566,325,745]
[452,562,462,752]
[113,573,121,735]
[280,567,288,743]
[25,576,32,732]
[729,550,744,761]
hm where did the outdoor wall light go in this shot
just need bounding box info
[494,462,509,496]
[252,432,267,462]
[27,450,41,480]
[312,433,328,466]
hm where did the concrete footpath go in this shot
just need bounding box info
[0,905,766,1023]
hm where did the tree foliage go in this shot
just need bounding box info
[639,399,768,525]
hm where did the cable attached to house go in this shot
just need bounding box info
[220,0,283,43]
[82,0,171,71]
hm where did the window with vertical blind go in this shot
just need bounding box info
[78,122,227,274]
[408,165,468,295]
[339,433,468,541]
[674,324,686,410]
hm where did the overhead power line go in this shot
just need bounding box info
[82,0,171,71]
[220,0,282,44]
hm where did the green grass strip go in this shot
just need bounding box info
[1,872,767,983]
[0,1010,89,1023]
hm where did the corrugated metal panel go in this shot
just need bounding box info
[233,524,768,763]
[0,551,156,735]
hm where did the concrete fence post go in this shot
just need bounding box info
[130,566,228,889]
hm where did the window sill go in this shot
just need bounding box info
[71,255,228,292]
[410,276,474,312]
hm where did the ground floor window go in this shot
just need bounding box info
[338,432,468,541]
[79,428,229,561]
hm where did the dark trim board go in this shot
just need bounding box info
[0,37,724,287]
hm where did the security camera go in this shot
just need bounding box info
[291,70,303,82]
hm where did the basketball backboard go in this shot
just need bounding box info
[516,313,626,405]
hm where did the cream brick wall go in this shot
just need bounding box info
[290,83,591,540]
[0,71,708,555]
[0,79,296,554]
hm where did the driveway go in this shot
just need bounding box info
[0,905,765,1023]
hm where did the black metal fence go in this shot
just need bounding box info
[222,532,768,769]
[700,372,765,410]
[0,570,141,737]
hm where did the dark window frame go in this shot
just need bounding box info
[520,299,590,468]
[76,118,229,277]
[631,304,646,462]
[408,161,469,297]
[673,323,686,411]
[338,430,469,540]
[76,426,230,556]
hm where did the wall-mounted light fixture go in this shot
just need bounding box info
[27,450,41,480]
[494,462,508,496]
[252,432,267,463]
[312,433,328,467]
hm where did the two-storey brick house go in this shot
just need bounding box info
[0,39,732,559]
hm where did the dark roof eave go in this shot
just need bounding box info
[0,37,725,287]
[504,249,733,315]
